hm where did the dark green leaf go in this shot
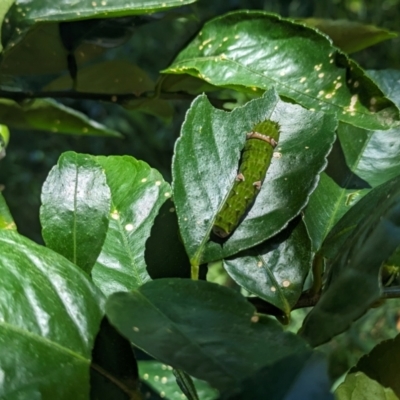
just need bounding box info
[300,178,400,346]
[0,98,122,137]
[0,192,16,231]
[367,69,400,109]
[322,175,400,260]
[92,156,170,296]
[350,334,400,397]
[338,123,400,188]
[44,60,154,95]
[219,351,333,400]
[139,361,219,400]
[145,198,191,280]
[303,172,369,252]
[172,89,336,264]
[40,152,111,274]
[106,278,307,391]
[0,0,14,53]
[90,318,140,400]
[298,19,397,54]
[224,220,311,316]
[335,372,398,400]
[164,11,399,130]
[0,230,104,399]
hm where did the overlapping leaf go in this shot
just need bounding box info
[92,156,170,296]
[0,0,14,53]
[172,89,336,264]
[298,19,397,54]
[350,334,400,397]
[0,98,122,137]
[335,372,398,400]
[164,11,399,130]
[106,279,307,392]
[0,230,104,399]
[224,220,311,316]
[40,152,111,274]
[303,172,369,252]
[300,176,400,346]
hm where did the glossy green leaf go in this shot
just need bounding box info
[172,89,336,264]
[219,351,333,400]
[8,0,197,24]
[90,318,140,400]
[223,220,312,316]
[303,172,369,252]
[0,98,122,137]
[298,19,397,54]
[350,334,400,397]
[338,123,400,188]
[0,230,104,399]
[368,69,400,108]
[322,174,400,260]
[44,60,154,95]
[300,177,400,346]
[164,11,399,130]
[335,372,399,400]
[139,361,219,400]
[0,192,16,230]
[92,156,170,296]
[106,278,307,391]
[145,199,191,280]
[40,152,111,274]
[0,0,14,53]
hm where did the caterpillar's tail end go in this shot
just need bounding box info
[212,225,230,238]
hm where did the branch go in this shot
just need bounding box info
[248,285,400,316]
[0,89,234,108]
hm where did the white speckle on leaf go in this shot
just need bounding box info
[133,326,139,332]
[282,280,290,287]
[271,286,276,292]
[125,223,134,231]
[155,180,162,186]
[111,210,119,220]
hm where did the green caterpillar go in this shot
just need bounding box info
[212,120,280,238]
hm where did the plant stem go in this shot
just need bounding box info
[249,285,400,316]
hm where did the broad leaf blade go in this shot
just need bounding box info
[335,372,399,400]
[368,69,400,108]
[322,175,400,260]
[299,19,397,54]
[350,334,400,397]
[164,11,399,130]
[338,122,400,188]
[224,220,311,316]
[92,156,170,296]
[172,90,336,264]
[300,178,400,346]
[40,151,111,274]
[0,98,122,137]
[106,279,307,392]
[0,230,104,399]
[303,172,369,252]
[0,0,14,53]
